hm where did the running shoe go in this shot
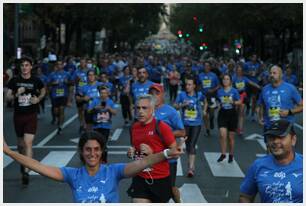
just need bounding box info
[217,154,226,162]
[57,127,62,135]
[187,168,194,178]
[228,154,234,163]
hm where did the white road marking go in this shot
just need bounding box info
[176,158,183,176]
[70,138,79,144]
[30,151,76,175]
[294,123,303,130]
[244,133,267,150]
[256,153,266,158]
[108,151,127,155]
[110,128,123,141]
[4,154,14,168]
[204,152,245,178]
[170,184,208,203]
[36,114,78,146]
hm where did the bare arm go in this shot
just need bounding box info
[239,193,255,203]
[123,146,182,178]
[6,88,14,102]
[3,140,64,181]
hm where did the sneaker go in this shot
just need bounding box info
[228,154,234,163]
[22,172,29,185]
[187,168,194,178]
[217,154,226,162]
[206,129,211,137]
[57,127,62,135]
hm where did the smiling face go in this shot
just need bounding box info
[82,140,103,168]
[267,133,296,161]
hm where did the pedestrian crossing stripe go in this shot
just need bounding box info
[4,154,14,168]
[29,151,76,175]
[110,128,123,141]
[169,184,207,203]
[176,158,183,176]
[204,152,245,178]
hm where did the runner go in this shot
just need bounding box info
[6,56,46,185]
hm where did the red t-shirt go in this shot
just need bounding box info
[131,118,175,179]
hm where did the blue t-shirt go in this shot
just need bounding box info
[61,164,126,203]
[38,74,48,86]
[80,82,102,110]
[244,61,260,83]
[155,104,184,131]
[216,87,240,110]
[257,82,302,127]
[100,81,114,94]
[232,76,251,92]
[175,91,205,126]
[131,80,154,102]
[48,70,70,98]
[72,68,88,94]
[198,72,220,94]
[283,74,298,87]
[240,153,303,203]
[92,98,116,129]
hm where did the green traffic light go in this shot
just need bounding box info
[199,46,204,50]
[199,28,203,32]
[186,33,190,37]
[178,34,183,38]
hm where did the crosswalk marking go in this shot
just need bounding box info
[29,151,76,175]
[204,152,245,178]
[110,128,123,141]
[170,184,207,203]
[176,158,183,176]
[256,153,266,158]
[4,154,14,168]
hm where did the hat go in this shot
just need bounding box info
[149,83,164,93]
[264,119,295,138]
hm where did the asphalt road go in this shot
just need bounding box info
[3,96,303,203]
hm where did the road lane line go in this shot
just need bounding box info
[176,158,183,176]
[204,152,245,178]
[110,128,123,141]
[30,151,75,175]
[294,123,303,130]
[36,114,78,146]
[4,154,14,168]
[170,184,207,203]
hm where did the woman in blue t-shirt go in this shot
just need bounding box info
[3,131,183,203]
[174,77,207,177]
[216,74,241,163]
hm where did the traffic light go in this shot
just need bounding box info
[177,30,183,38]
[185,33,190,38]
[199,46,204,50]
[202,42,208,49]
[193,16,198,21]
[198,24,204,32]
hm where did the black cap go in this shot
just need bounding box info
[264,119,295,138]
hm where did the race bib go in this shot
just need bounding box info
[56,88,65,97]
[202,79,212,88]
[95,111,110,123]
[269,107,281,121]
[184,108,198,121]
[235,82,245,90]
[222,96,232,104]
[18,94,32,106]
[78,81,86,87]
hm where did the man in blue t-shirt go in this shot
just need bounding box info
[149,83,186,203]
[257,65,303,138]
[239,119,302,203]
[131,66,154,103]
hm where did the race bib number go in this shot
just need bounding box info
[235,82,245,90]
[202,79,212,88]
[95,111,110,123]
[18,94,32,106]
[56,88,65,97]
[269,107,280,121]
[184,108,198,121]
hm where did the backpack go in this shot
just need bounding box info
[129,119,166,147]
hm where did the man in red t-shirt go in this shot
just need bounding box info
[127,94,176,203]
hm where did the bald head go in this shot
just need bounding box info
[269,65,283,85]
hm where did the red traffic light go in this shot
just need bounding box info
[177,30,182,35]
[193,16,198,21]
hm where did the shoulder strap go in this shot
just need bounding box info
[155,119,167,147]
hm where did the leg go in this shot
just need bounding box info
[217,127,228,162]
[228,131,235,155]
[132,198,152,203]
[238,104,245,134]
[23,133,35,173]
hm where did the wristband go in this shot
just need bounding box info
[163,149,171,159]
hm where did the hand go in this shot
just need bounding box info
[83,96,90,101]
[3,138,11,154]
[16,87,25,96]
[127,147,136,159]
[177,136,187,153]
[279,109,289,117]
[30,95,40,104]
[140,143,153,156]
[258,117,264,126]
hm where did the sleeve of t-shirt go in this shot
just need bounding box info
[108,99,116,109]
[159,121,176,147]
[7,78,16,90]
[290,84,302,104]
[170,109,184,130]
[60,167,77,187]
[240,162,258,196]
[112,163,127,179]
